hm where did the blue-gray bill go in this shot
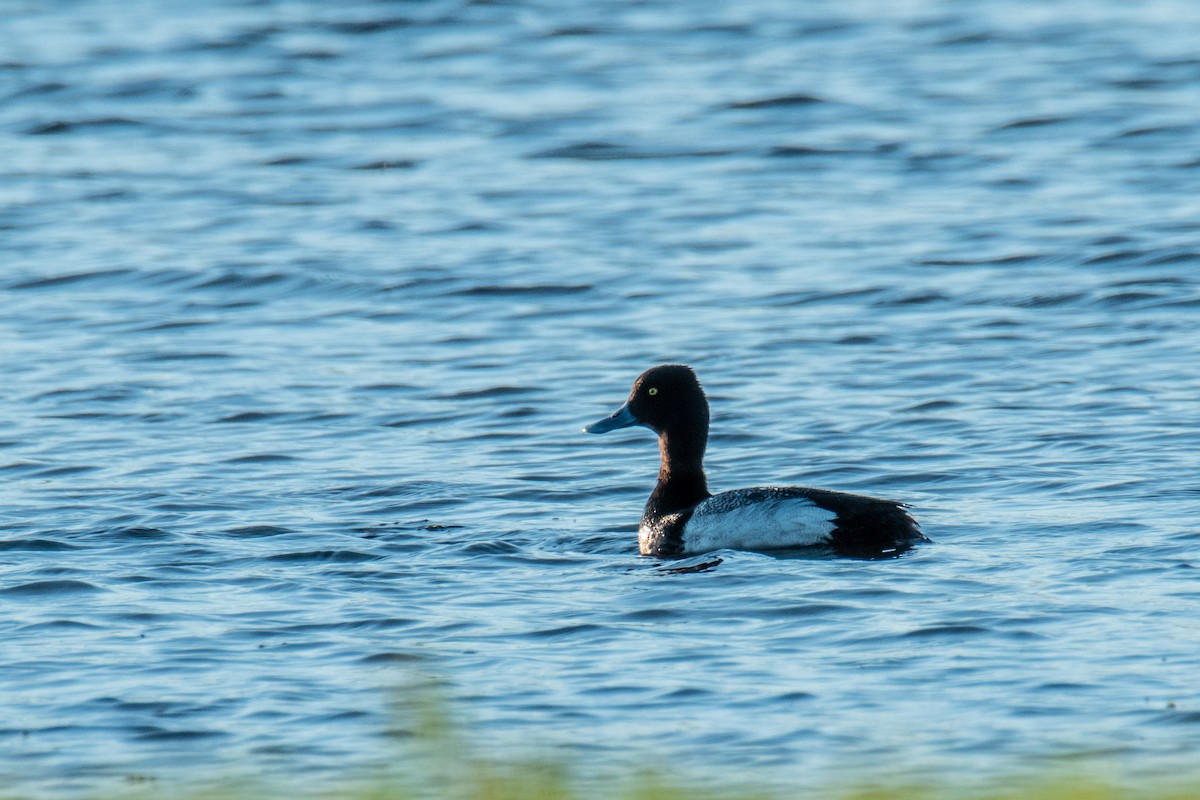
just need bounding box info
[583,402,639,434]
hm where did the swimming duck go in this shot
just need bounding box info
[585,364,927,557]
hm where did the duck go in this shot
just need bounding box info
[584,364,928,558]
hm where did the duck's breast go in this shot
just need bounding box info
[679,487,838,554]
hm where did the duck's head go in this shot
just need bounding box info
[584,364,709,437]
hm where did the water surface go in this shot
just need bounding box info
[3,0,1200,796]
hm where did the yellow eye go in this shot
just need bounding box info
[648,387,658,396]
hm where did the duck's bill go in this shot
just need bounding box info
[583,402,639,434]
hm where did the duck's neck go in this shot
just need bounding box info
[647,427,711,515]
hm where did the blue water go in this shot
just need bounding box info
[3,0,1200,796]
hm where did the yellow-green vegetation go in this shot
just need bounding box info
[12,687,1199,800]
[827,784,1200,800]
[54,771,1200,800]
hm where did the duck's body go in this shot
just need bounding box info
[585,365,927,558]
[640,486,921,558]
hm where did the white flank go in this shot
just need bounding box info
[680,490,837,554]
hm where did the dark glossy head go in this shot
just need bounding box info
[584,364,709,437]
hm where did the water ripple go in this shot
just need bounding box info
[3,0,1200,796]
